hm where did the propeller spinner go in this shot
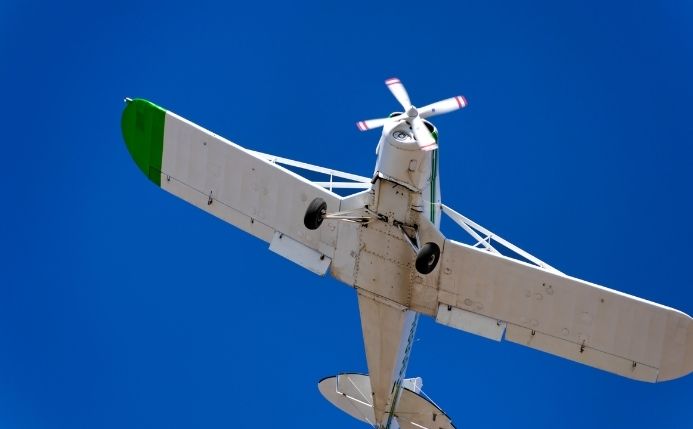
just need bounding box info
[356,78,467,151]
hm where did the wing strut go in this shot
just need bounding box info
[440,204,561,273]
[248,150,371,191]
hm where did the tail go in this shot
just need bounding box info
[318,373,455,429]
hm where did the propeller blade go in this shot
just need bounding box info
[385,77,411,109]
[356,117,391,131]
[418,96,467,118]
[411,116,437,151]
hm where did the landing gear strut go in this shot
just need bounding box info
[304,197,441,274]
[303,198,373,230]
[397,222,441,275]
[415,242,440,274]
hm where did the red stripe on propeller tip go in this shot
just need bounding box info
[356,121,368,131]
[385,78,400,85]
[455,96,467,108]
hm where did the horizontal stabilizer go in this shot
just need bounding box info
[396,386,455,429]
[318,373,455,429]
[318,373,375,425]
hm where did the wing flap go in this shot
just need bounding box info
[435,304,506,341]
[269,231,331,275]
[438,239,693,382]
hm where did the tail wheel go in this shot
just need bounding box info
[415,242,441,274]
[304,198,327,230]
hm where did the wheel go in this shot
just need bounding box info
[304,198,327,230]
[415,242,441,274]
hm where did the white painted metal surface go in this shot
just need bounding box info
[358,290,418,426]
[437,239,693,382]
[160,111,342,260]
[395,386,455,429]
[269,231,331,275]
[318,374,375,425]
[401,377,422,394]
[318,374,455,429]
[435,304,507,342]
[374,121,431,191]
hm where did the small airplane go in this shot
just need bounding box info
[121,78,692,429]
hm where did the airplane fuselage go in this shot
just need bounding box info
[374,120,441,228]
[356,120,441,428]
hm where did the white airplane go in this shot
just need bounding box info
[121,78,692,429]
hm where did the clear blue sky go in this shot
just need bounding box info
[1,1,692,428]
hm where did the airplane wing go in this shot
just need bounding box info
[435,205,693,383]
[121,98,370,275]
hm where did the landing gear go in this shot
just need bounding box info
[397,222,441,275]
[415,242,440,274]
[304,198,327,230]
[304,197,440,274]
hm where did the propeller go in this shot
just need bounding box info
[356,78,467,151]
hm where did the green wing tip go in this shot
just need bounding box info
[121,98,166,186]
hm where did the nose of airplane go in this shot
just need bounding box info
[121,98,166,186]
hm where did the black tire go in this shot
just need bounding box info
[415,242,441,274]
[304,198,327,230]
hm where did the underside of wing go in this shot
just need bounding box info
[435,207,693,383]
[121,98,366,274]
